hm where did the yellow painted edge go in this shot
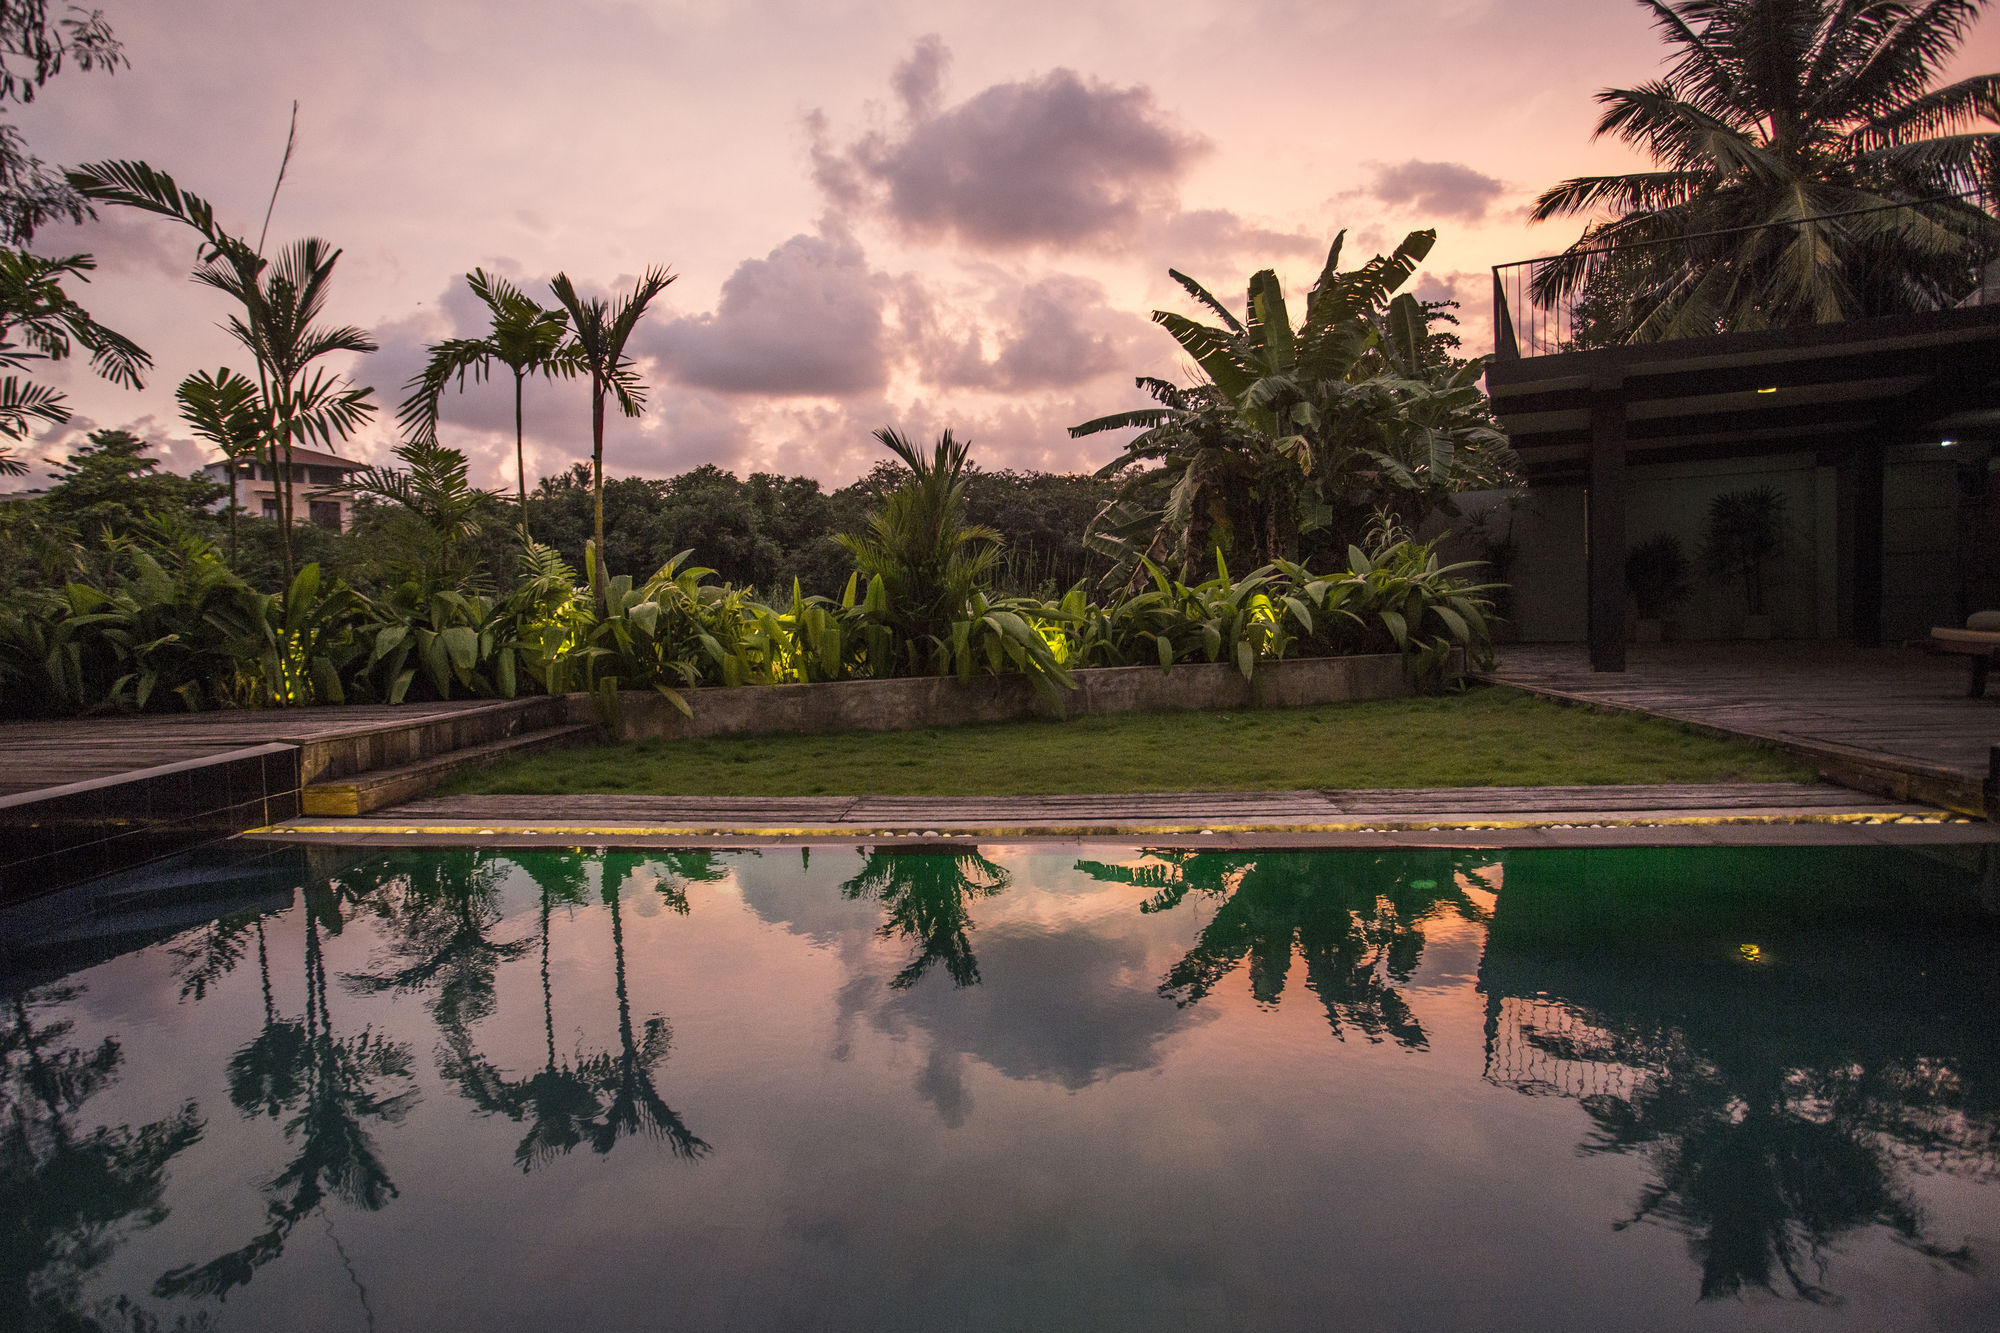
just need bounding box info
[245,809,1973,839]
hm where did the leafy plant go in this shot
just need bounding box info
[836,429,1001,662]
[1703,486,1787,618]
[1074,232,1518,584]
[1625,532,1692,620]
[344,439,502,593]
[0,247,148,449]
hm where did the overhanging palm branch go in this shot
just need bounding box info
[1531,0,2000,339]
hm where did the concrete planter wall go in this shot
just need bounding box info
[569,652,1434,743]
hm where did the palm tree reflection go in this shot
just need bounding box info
[154,879,418,1302]
[425,852,712,1170]
[1078,850,1492,1048]
[1481,851,2000,1303]
[1,985,205,1331]
[842,847,1009,990]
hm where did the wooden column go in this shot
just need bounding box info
[1852,442,1885,648]
[1587,379,1628,672]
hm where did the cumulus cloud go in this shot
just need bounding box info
[891,32,951,121]
[812,41,1207,251]
[32,209,198,283]
[1147,208,1320,267]
[644,229,890,397]
[873,924,1205,1096]
[1368,160,1505,223]
[902,272,1149,393]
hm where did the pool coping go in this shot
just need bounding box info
[244,812,1999,851]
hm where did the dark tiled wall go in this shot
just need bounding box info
[0,744,301,904]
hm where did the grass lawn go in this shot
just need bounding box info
[445,685,1814,797]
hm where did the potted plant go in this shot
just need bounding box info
[1624,533,1690,642]
[1702,485,1787,638]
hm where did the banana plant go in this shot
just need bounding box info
[1074,231,1520,579]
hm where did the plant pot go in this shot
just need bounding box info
[1741,614,1772,640]
[1633,619,1664,643]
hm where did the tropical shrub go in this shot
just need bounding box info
[0,527,1497,718]
[1073,231,1519,584]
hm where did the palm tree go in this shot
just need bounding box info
[1531,0,2000,339]
[835,428,1003,660]
[157,879,417,1302]
[397,269,584,539]
[343,438,500,592]
[67,160,377,587]
[0,247,149,465]
[175,366,263,566]
[547,268,674,614]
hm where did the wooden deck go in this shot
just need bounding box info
[0,701,524,797]
[1487,643,2000,816]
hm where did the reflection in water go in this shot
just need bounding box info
[842,847,1009,990]
[155,876,419,1302]
[1078,850,1493,1048]
[1,987,206,1332]
[3,841,1998,1327]
[1482,847,2000,1303]
[415,852,713,1169]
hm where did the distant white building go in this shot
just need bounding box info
[198,445,366,532]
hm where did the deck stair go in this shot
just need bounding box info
[300,697,594,816]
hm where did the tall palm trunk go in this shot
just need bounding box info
[226,455,240,567]
[591,377,607,617]
[514,370,530,541]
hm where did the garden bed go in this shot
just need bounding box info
[572,651,1429,742]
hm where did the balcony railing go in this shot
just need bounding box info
[1491,190,2000,360]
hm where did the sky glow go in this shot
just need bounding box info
[18,0,2000,489]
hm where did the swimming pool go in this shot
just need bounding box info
[5,842,1998,1330]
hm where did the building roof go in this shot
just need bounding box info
[1484,302,2000,484]
[200,444,368,473]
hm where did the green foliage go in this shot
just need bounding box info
[0,247,149,452]
[1531,0,2000,339]
[1074,232,1519,583]
[1626,532,1693,619]
[1703,485,1788,617]
[1072,536,1496,688]
[344,439,504,593]
[399,268,584,531]
[836,428,1002,661]
[41,428,224,545]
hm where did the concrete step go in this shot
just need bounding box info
[296,695,574,786]
[301,722,597,816]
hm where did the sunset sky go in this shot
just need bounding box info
[20,0,2000,490]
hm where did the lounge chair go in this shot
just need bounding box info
[1931,611,2000,697]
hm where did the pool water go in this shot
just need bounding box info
[4,842,1999,1331]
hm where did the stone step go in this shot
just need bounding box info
[296,695,574,786]
[301,723,597,816]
